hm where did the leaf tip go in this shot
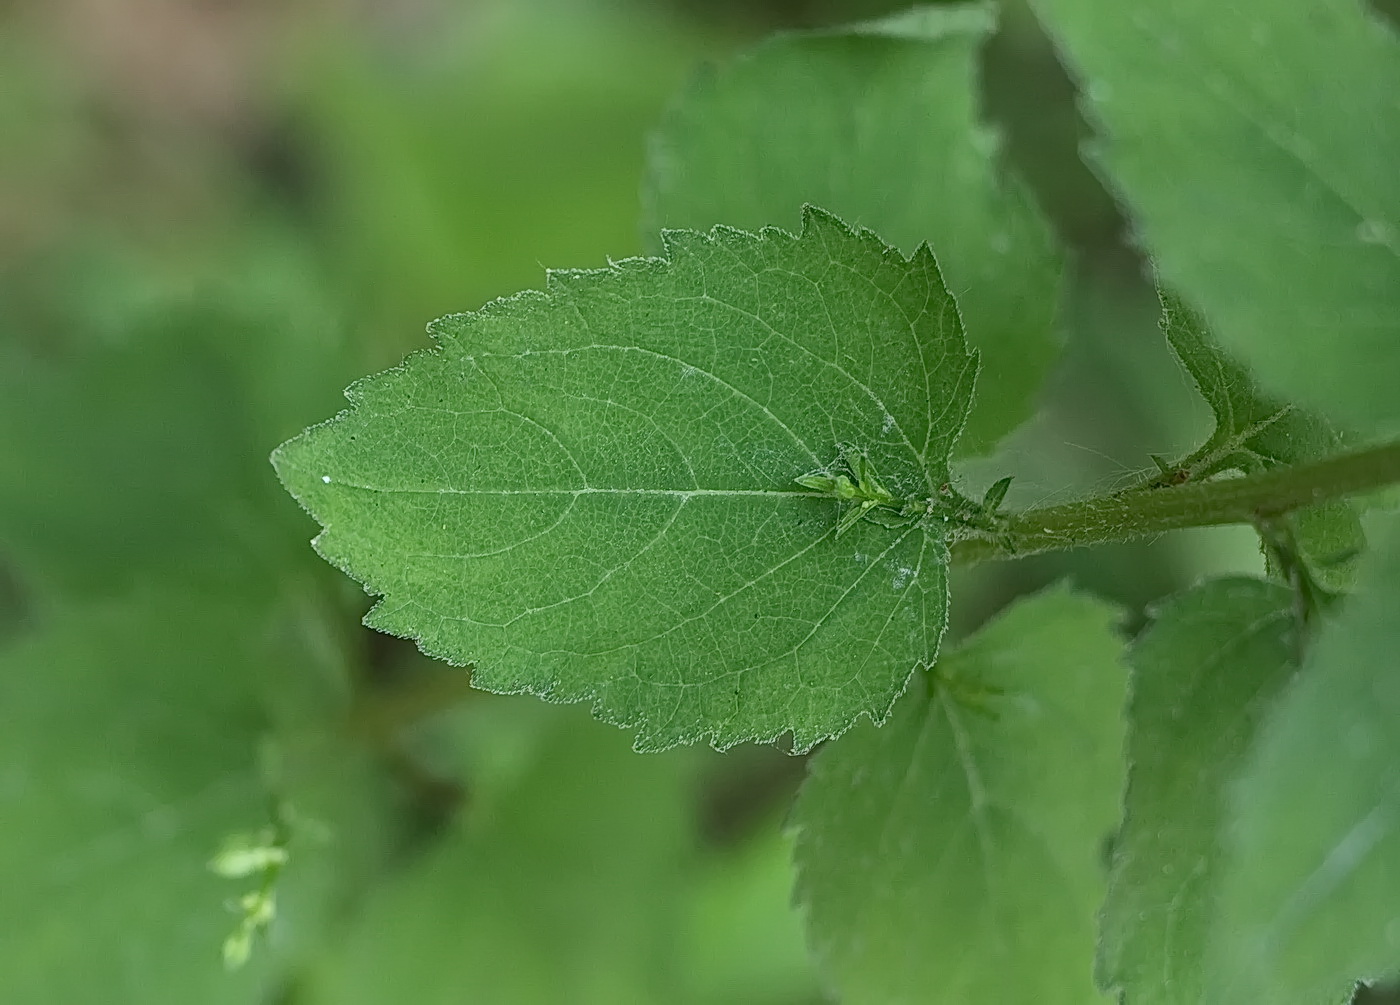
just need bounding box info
[268,430,314,497]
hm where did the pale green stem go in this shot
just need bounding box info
[950,440,1400,566]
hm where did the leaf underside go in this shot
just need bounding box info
[275,208,978,751]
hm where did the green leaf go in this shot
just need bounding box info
[1098,577,1298,1004]
[304,705,695,1005]
[1208,515,1400,1001]
[0,312,269,598]
[790,584,1125,1003]
[274,208,978,752]
[0,244,351,601]
[1031,0,1400,431]
[1159,289,1364,590]
[682,825,822,1005]
[981,474,1013,514]
[301,0,704,352]
[0,591,384,1003]
[645,3,1061,455]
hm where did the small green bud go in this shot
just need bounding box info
[981,476,1013,514]
[209,831,288,878]
[222,929,254,970]
[239,889,277,926]
[832,474,860,500]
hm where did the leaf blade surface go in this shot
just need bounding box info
[275,210,976,751]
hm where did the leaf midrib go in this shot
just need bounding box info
[321,482,829,498]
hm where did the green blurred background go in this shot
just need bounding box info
[0,1,1276,1001]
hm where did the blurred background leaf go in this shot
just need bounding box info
[0,587,392,1003]
[645,2,1063,456]
[0,0,1354,1000]
[302,704,700,1005]
[1029,0,1400,434]
[1209,514,1400,1003]
[1097,578,1297,1005]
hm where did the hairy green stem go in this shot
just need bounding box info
[950,440,1400,566]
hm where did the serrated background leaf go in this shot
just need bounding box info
[645,2,1062,455]
[791,584,1125,1004]
[275,209,977,752]
[1032,0,1400,432]
[1160,290,1364,590]
[1208,514,1400,1002]
[1098,577,1297,1004]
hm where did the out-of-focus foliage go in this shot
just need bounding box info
[0,589,381,1004]
[1097,578,1297,1005]
[7,0,1392,1001]
[646,3,1062,456]
[290,1,706,357]
[0,2,822,1001]
[1031,0,1400,433]
[303,704,698,1005]
[1209,515,1400,1003]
